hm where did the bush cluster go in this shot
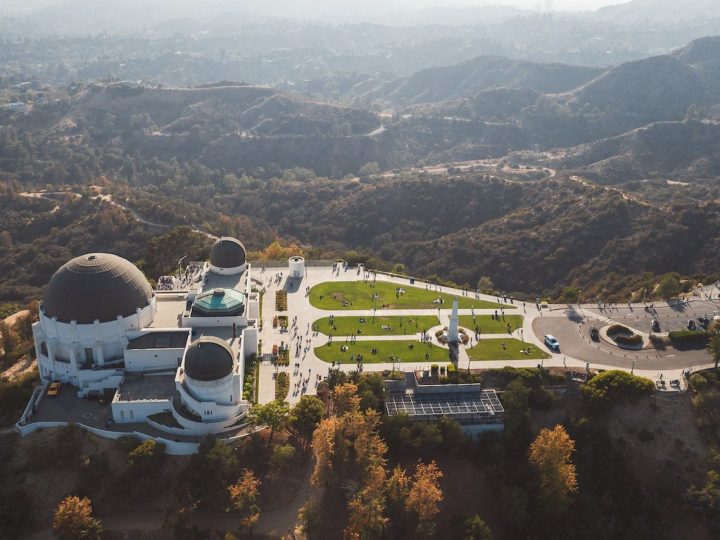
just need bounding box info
[668,330,711,344]
[582,370,654,407]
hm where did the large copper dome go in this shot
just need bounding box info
[42,253,153,324]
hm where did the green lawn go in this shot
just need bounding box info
[459,315,524,335]
[314,340,451,364]
[312,315,440,336]
[466,338,550,361]
[309,281,509,311]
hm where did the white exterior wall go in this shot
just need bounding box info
[208,263,246,275]
[125,347,185,372]
[181,314,247,328]
[33,300,156,385]
[242,326,258,358]
[289,257,305,278]
[111,399,172,424]
[184,372,236,404]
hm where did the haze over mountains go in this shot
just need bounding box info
[1,0,720,302]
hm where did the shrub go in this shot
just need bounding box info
[614,333,643,346]
[275,371,290,401]
[606,324,632,336]
[582,370,655,407]
[688,373,708,390]
[271,443,296,472]
[669,330,711,344]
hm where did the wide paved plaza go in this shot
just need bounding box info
[256,264,720,405]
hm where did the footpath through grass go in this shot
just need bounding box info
[314,340,451,364]
[467,338,550,361]
[459,315,524,335]
[309,280,509,311]
[312,315,440,336]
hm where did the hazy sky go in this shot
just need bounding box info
[8,0,630,14]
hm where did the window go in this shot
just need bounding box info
[84,348,94,364]
[129,410,134,419]
[40,342,48,357]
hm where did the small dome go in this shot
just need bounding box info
[43,254,153,324]
[184,337,234,381]
[192,288,245,317]
[210,237,246,269]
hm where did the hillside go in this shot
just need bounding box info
[548,120,720,184]
[7,82,383,178]
[360,56,602,108]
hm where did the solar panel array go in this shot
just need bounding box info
[386,390,504,418]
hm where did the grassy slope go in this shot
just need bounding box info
[312,315,440,336]
[309,281,509,310]
[314,340,451,364]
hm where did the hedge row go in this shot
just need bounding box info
[668,330,711,344]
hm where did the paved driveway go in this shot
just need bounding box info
[532,313,710,372]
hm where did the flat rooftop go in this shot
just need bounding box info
[149,295,187,328]
[115,374,177,402]
[203,269,246,292]
[127,330,189,350]
[385,389,504,418]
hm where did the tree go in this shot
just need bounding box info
[385,466,410,538]
[345,464,387,540]
[127,439,165,474]
[288,395,325,451]
[332,383,361,415]
[52,496,103,540]
[228,469,261,533]
[708,332,720,369]
[528,425,578,514]
[582,370,654,407]
[476,276,494,294]
[406,461,443,537]
[462,515,492,540]
[298,499,322,538]
[656,274,681,299]
[359,162,380,177]
[247,400,289,448]
[270,443,296,472]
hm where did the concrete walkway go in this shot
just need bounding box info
[253,264,716,404]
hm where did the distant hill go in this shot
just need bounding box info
[360,56,603,107]
[595,0,720,24]
[549,120,720,184]
[13,82,383,177]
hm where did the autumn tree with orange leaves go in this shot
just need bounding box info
[529,424,578,514]
[406,460,444,538]
[228,468,261,533]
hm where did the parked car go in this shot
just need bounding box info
[544,334,560,351]
[687,320,697,331]
[697,317,710,329]
[47,381,61,397]
[651,319,661,333]
[590,327,600,341]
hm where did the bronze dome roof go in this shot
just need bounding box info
[210,237,246,269]
[42,253,153,324]
[184,336,234,381]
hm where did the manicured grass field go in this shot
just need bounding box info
[309,281,509,311]
[314,340,451,364]
[466,338,550,361]
[458,315,524,335]
[312,315,440,336]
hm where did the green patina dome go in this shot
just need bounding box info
[191,288,245,317]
